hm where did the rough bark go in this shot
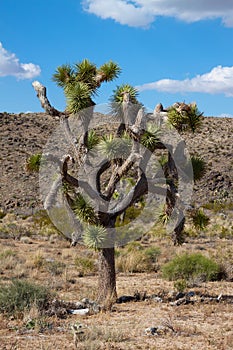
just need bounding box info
[97,247,117,307]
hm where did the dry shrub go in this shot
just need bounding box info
[116,244,160,273]
[74,256,96,276]
[0,249,18,271]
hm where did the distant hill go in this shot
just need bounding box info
[0,112,232,215]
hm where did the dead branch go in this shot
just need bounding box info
[32,81,64,117]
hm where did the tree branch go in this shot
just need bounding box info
[32,81,64,117]
[105,152,142,199]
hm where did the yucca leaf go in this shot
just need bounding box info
[72,193,97,225]
[110,84,141,119]
[97,61,121,82]
[190,155,207,181]
[87,130,100,150]
[26,153,42,172]
[83,225,107,250]
[167,104,203,132]
[98,134,132,159]
[52,64,75,88]
[65,82,93,113]
[74,59,97,89]
[141,124,160,151]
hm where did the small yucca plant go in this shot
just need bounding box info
[191,208,210,230]
[190,155,207,181]
[87,130,100,151]
[26,153,42,172]
[167,104,203,132]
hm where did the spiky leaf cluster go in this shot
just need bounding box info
[190,155,207,181]
[83,225,107,250]
[97,61,121,83]
[26,153,42,173]
[72,193,98,225]
[74,59,97,87]
[52,64,75,88]
[65,82,94,114]
[110,84,141,119]
[141,124,160,151]
[191,208,210,230]
[87,130,100,151]
[52,59,121,114]
[167,105,203,132]
[98,134,132,159]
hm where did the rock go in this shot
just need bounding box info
[145,325,168,336]
[145,327,158,335]
[68,308,90,316]
[175,292,186,300]
[171,296,194,306]
[19,236,33,244]
[116,295,136,303]
[151,296,163,303]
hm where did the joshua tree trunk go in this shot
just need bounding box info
[97,247,117,306]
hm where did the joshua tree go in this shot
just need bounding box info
[32,59,203,305]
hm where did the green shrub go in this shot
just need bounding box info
[26,153,42,172]
[33,209,54,227]
[162,253,221,284]
[116,204,144,227]
[191,208,210,230]
[0,279,52,317]
[219,226,233,239]
[143,247,161,263]
[202,201,233,213]
[125,241,144,252]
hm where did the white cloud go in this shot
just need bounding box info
[136,66,233,97]
[82,0,154,27]
[0,43,41,79]
[82,0,233,27]
[217,113,233,118]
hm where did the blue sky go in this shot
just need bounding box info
[0,0,233,117]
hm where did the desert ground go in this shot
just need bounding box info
[0,113,232,349]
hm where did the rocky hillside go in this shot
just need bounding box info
[0,112,232,214]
